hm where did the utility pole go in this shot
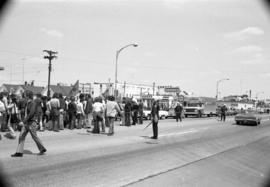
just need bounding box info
[22,58,25,83]
[43,50,58,97]
[108,78,111,95]
[153,82,155,96]
[123,81,126,97]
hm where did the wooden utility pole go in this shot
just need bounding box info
[123,81,126,97]
[43,50,58,97]
[153,82,155,96]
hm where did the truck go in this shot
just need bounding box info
[184,98,204,118]
[204,102,218,117]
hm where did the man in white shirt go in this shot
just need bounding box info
[92,97,104,133]
[105,96,121,136]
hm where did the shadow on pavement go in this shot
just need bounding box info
[23,150,35,155]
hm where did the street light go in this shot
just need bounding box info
[216,78,229,100]
[114,43,138,97]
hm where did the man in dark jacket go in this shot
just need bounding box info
[174,103,183,122]
[131,100,139,125]
[151,100,160,139]
[11,91,46,157]
[124,99,132,126]
[220,104,227,122]
[138,100,144,124]
[68,96,77,129]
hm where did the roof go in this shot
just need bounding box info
[22,85,44,94]
[2,84,22,92]
[50,85,73,96]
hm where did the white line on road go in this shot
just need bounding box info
[158,130,198,137]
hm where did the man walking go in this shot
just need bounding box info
[151,100,160,139]
[174,102,183,122]
[124,99,132,127]
[138,100,144,124]
[220,104,227,122]
[11,91,46,157]
[105,96,121,136]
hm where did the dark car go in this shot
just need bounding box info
[234,110,262,125]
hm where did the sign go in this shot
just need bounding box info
[164,87,180,93]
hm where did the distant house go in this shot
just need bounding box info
[0,83,44,96]
[42,84,75,97]
[22,85,44,95]
[0,84,24,95]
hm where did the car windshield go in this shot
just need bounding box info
[188,103,201,107]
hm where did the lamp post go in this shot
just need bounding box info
[114,43,138,97]
[216,78,229,100]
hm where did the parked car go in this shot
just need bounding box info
[143,110,169,120]
[234,110,262,125]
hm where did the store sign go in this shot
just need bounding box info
[164,87,180,93]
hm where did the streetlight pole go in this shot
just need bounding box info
[115,43,138,97]
[216,78,229,100]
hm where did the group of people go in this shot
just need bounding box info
[0,91,153,139]
[0,90,161,157]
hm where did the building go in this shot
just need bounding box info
[0,83,44,96]
[42,83,74,97]
[157,86,180,97]
[116,82,156,98]
[0,84,23,95]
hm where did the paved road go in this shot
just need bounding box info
[1,115,270,187]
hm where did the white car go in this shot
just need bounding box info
[143,110,168,120]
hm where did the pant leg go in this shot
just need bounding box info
[134,111,138,124]
[176,113,179,122]
[101,116,105,132]
[125,112,130,126]
[125,112,129,126]
[139,111,143,124]
[71,114,76,129]
[179,113,182,122]
[108,117,114,134]
[28,122,46,151]
[152,122,158,138]
[16,125,29,153]
[59,113,64,130]
[1,113,7,131]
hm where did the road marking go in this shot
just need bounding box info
[159,130,198,137]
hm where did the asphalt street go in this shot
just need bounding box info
[1,115,270,187]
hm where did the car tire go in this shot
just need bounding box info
[236,121,240,125]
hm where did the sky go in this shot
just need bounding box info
[0,0,269,99]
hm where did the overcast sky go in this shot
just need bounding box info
[0,0,269,99]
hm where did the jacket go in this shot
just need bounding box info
[23,98,42,124]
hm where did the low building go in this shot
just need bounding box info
[0,83,44,96]
[116,82,156,98]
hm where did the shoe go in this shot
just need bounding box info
[107,133,114,136]
[38,149,47,155]
[11,152,23,157]
[150,136,157,139]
